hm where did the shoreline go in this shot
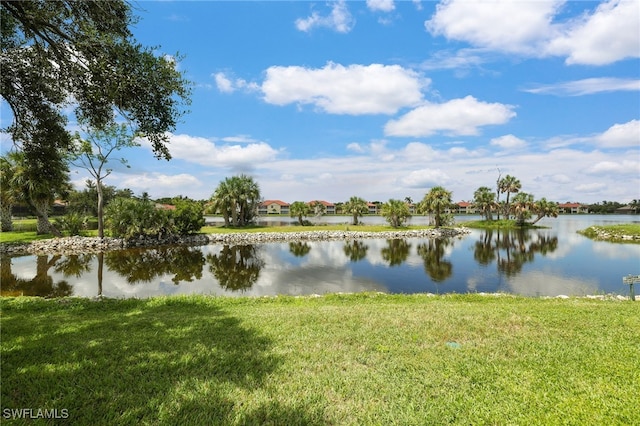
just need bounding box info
[0,227,471,256]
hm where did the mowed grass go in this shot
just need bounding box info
[1,294,638,425]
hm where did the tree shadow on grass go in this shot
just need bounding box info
[1,298,327,425]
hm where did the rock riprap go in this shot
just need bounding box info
[0,227,470,256]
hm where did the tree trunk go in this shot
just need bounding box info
[1,204,13,231]
[32,199,62,237]
[96,179,105,238]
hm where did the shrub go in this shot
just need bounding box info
[55,212,89,236]
[105,198,173,239]
[172,200,205,235]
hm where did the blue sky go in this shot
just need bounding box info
[3,0,640,204]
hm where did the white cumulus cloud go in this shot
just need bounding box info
[594,120,640,148]
[384,95,516,137]
[490,134,527,150]
[401,169,452,188]
[426,0,640,65]
[546,0,640,65]
[367,0,395,12]
[295,1,354,33]
[426,0,561,55]
[261,62,427,115]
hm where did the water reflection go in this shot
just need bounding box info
[473,229,558,277]
[105,246,206,284]
[206,245,264,291]
[381,239,411,266]
[417,239,453,282]
[1,215,637,298]
[343,240,369,262]
[1,255,73,297]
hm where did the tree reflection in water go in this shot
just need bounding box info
[206,245,264,292]
[473,229,558,277]
[288,242,311,258]
[343,240,369,262]
[105,246,206,284]
[417,239,453,283]
[0,255,73,297]
[381,239,411,266]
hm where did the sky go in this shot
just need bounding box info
[2,0,640,204]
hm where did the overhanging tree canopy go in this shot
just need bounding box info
[1,0,191,159]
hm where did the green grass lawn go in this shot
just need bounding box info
[1,294,638,425]
[462,219,546,229]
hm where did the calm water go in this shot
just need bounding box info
[2,215,639,298]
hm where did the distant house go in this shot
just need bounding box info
[155,203,176,211]
[259,200,290,215]
[615,205,638,214]
[308,200,336,214]
[367,202,378,215]
[456,201,476,214]
[558,202,588,214]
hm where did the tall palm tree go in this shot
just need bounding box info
[472,186,497,221]
[498,175,521,219]
[419,186,453,228]
[343,196,368,225]
[210,175,261,227]
[531,198,559,225]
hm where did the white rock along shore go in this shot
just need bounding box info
[0,227,471,256]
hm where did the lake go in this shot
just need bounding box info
[2,215,638,298]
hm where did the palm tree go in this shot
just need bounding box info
[0,153,20,231]
[289,201,311,226]
[498,175,521,219]
[419,186,453,228]
[531,198,559,225]
[381,199,411,228]
[210,175,261,227]
[511,192,534,226]
[472,186,497,221]
[9,150,69,236]
[343,196,368,225]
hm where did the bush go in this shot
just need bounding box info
[55,213,89,236]
[105,198,173,239]
[172,200,205,235]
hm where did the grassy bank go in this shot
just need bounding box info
[462,219,545,229]
[2,294,638,425]
[578,224,640,243]
[1,223,432,244]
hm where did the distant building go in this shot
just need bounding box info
[615,205,638,214]
[558,202,588,214]
[367,202,378,214]
[456,201,476,214]
[308,200,336,214]
[259,200,290,215]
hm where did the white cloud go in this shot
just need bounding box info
[346,142,366,153]
[587,159,640,175]
[119,173,203,197]
[594,120,640,148]
[574,182,607,193]
[426,0,561,55]
[261,63,427,115]
[213,72,259,93]
[213,72,234,93]
[546,0,640,65]
[490,134,527,150]
[295,1,354,33]
[384,95,516,137]
[367,0,395,12]
[525,78,640,96]
[401,169,452,188]
[145,133,279,169]
[426,0,640,65]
